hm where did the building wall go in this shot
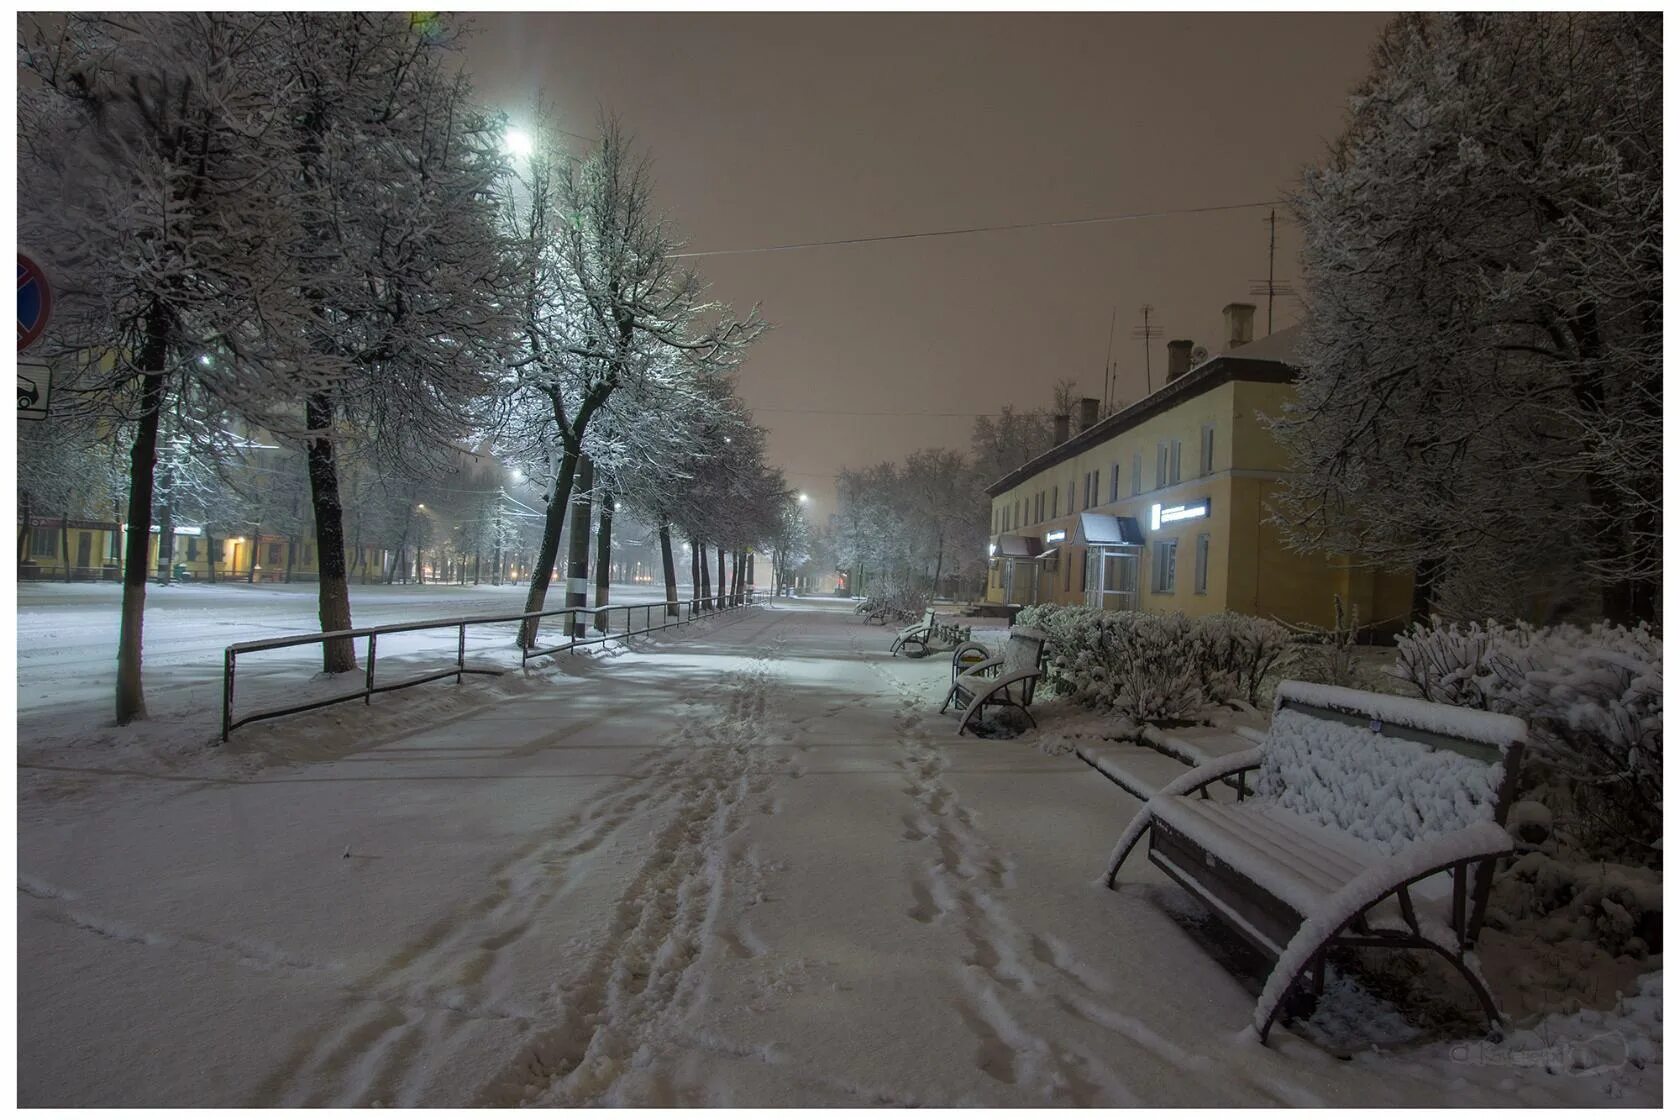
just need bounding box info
[986,375,1412,629]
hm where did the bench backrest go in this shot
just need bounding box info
[1256,681,1526,856]
[1003,627,1047,678]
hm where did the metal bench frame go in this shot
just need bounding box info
[939,628,1047,736]
[889,608,940,657]
[1105,682,1526,1042]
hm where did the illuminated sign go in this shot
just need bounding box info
[1043,529,1067,544]
[1150,499,1211,532]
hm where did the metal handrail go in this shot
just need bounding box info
[222,589,758,740]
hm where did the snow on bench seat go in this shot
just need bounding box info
[1141,724,1257,768]
[1076,742,1196,803]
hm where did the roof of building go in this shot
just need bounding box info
[984,323,1303,499]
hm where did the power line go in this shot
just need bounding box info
[752,406,999,418]
[670,198,1282,260]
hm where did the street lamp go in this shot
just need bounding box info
[504,127,534,158]
[798,493,809,504]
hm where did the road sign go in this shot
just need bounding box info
[18,254,52,353]
[19,361,49,422]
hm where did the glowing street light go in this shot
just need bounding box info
[798,493,809,504]
[504,128,534,158]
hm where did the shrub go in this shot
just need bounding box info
[1393,618,1661,865]
[1014,605,1289,721]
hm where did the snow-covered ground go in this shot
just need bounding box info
[16,598,1659,1106]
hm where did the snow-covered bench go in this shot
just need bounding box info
[1105,681,1527,1042]
[889,608,939,657]
[939,627,1047,736]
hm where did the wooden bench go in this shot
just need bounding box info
[939,627,1047,736]
[1105,680,1527,1042]
[889,608,939,657]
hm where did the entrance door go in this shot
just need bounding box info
[1005,559,1039,605]
[1085,547,1139,611]
[76,532,92,575]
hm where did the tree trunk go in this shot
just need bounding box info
[716,545,727,607]
[659,522,679,618]
[746,552,755,601]
[116,303,169,725]
[565,455,594,639]
[61,513,71,583]
[302,397,355,670]
[248,525,261,583]
[517,448,583,648]
[689,536,701,612]
[18,491,30,565]
[1409,555,1444,626]
[205,527,218,584]
[699,542,712,610]
[284,534,297,583]
[594,489,613,632]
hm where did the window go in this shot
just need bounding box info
[186,537,199,561]
[30,526,56,557]
[218,540,229,563]
[1156,442,1169,488]
[304,543,314,566]
[267,542,282,566]
[1194,533,1210,595]
[1152,539,1177,593]
[1131,452,1142,496]
[1170,439,1183,484]
[1110,462,1120,503]
[1050,487,1057,519]
[1201,423,1215,477]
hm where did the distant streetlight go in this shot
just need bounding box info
[417,503,426,511]
[198,354,214,368]
[798,493,809,504]
[509,468,523,481]
[504,128,533,158]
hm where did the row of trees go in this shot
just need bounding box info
[19,12,795,724]
[830,393,1076,599]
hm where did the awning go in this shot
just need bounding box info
[993,533,1043,559]
[1079,513,1146,547]
[1034,546,1059,561]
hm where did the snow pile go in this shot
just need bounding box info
[1392,618,1661,862]
[1015,605,1289,721]
[1255,707,1504,856]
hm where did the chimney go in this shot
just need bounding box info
[1077,397,1100,433]
[1053,413,1070,444]
[1223,303,1256,350]
[1166,339,1194,380]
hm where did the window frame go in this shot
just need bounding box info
[1152,538,1178,594]
[1200,423,1215,477]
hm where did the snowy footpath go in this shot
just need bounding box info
[17,601,1658,1106]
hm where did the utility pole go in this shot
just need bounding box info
[1102,306,1117,414]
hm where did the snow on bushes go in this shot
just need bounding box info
[1487,852,1662,960]
[1013,605,1289,721]
[1392,618,1661,864]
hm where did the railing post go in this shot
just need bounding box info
[366,632,378,703]
[222,647,235,742]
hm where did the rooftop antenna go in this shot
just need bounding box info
[1248,208,1295,336]
[1101,306,1117,414]
[1131,304,1160,395]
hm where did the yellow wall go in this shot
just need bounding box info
[987,376,1412,628]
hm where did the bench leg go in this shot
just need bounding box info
[1422,943,1505,1037]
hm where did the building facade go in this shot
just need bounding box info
[984,308,1412,632]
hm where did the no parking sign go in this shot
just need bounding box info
[18,253,51,352]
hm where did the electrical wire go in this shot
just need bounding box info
[670,198,1283,260]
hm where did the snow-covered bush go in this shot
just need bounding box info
[1393,618,1661,864]
[860,572,927,621]
[1487,852,1662,960]
[1100,612,1205,722]
[1192,612,1292,707]
[1283,595,1369,690]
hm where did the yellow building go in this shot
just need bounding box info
[984,308,1412,633]
[16,520,395,584]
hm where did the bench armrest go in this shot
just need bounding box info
[958,655,1004,679]
[1162,746,1264,800]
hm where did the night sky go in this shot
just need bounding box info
[465,12,1391,520]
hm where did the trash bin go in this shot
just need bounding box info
[172,562,191,582]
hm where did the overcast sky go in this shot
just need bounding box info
[466,12,1391,521]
